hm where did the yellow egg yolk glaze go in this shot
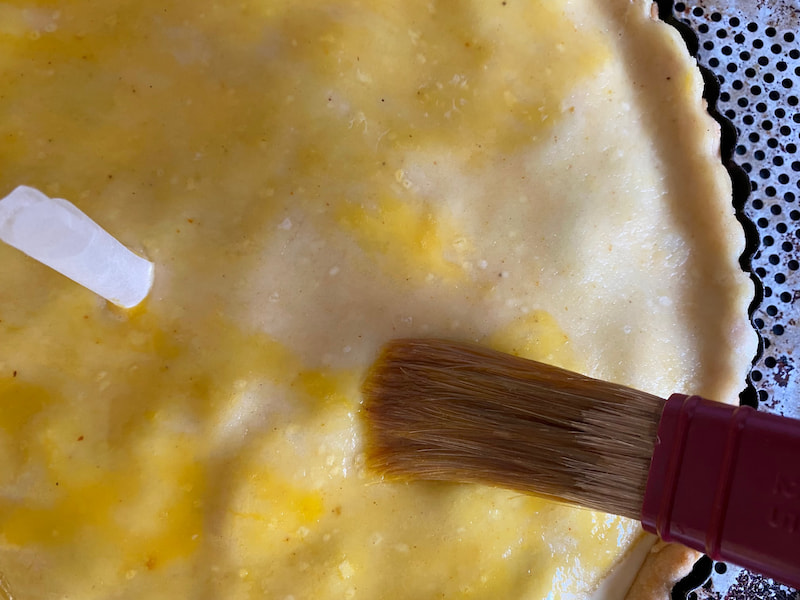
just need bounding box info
[0,1,756,599]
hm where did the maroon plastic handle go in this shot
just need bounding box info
[641,394,800,589]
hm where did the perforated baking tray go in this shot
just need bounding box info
[659,1,800,598]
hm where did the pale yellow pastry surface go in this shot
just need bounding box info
[0,1,754,599]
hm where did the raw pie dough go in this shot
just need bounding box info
[0,1,755,599]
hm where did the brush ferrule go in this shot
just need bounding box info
[642,393,800,589]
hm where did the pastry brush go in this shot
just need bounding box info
[361,338,800,588]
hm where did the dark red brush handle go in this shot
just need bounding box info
[641,394,800,588]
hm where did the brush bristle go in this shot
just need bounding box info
[362,338,665,521]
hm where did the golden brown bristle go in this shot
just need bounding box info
[362,338,665,520]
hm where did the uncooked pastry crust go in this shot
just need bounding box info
[628,540,703,600]
[0,0,755,598]
[624,2,752,598]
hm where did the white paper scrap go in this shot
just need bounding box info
[0,185,154,309]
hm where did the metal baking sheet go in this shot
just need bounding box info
[662,1,799,598]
